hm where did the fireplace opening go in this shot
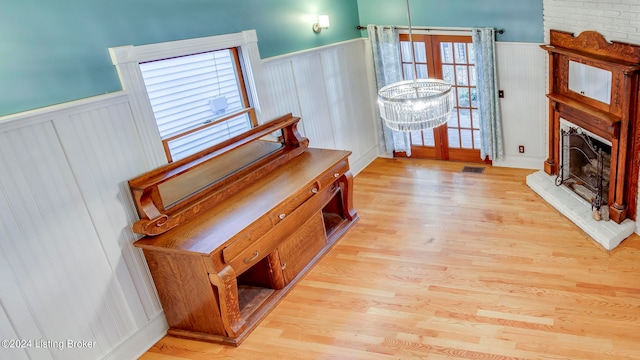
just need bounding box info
[556,126,611,212]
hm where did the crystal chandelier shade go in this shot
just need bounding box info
[377,0,454,132]
[378,79,454,132]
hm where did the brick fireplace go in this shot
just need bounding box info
[527,30,640,250]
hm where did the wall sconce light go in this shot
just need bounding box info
[313,15,330,33]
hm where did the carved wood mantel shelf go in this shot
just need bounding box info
[540,30,640,223]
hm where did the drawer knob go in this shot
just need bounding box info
[279,213,286,220]
[243,250,259,264]
[333,173,340,178]
[311,188,318,194]
[281,263,287,270]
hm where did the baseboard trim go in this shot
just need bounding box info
[351,146,379,176]
[493,155,544,170]
[101,312,168,360]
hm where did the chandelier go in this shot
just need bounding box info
[377,0,454,132]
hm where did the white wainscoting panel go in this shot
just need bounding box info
[260,61,302,126]
[289,54,337,149]
[0,256,31,360]
[52,99,162,322]
[493,42,547,169]
[321,43,377,165]
[351,40,382,165]
[0,122,114,359]
[263,39,379,175]
[320,46,355,154]
[0,94,164,360]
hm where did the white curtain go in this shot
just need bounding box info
[368,25,412,156]
[472,28,504,161]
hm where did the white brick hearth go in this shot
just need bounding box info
[527,171,635,250]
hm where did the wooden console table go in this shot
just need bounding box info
[129,114,358,345]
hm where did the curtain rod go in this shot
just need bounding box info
[356,25,504,34]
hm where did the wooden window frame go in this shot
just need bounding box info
[154,47,259,162]
[109,30,266,168]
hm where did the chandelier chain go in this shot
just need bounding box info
[406,0,418,82]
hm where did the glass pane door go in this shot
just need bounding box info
[440,38,483,162]
[399,34,439,158]
[398,34,485,163]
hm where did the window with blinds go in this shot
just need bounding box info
[139,48,257,162]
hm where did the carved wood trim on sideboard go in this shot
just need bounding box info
[128,114,308,236]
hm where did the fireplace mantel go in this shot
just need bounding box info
[540,30,640,223]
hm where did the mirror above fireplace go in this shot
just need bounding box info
[568,61,612,104]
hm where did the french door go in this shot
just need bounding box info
[398,34,487,163]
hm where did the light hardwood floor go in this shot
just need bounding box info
[140,158,640,360]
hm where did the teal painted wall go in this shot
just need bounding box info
[1,0,544,117]
[0,0,361,117]
[357,0,543,43]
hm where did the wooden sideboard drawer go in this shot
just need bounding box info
[318,160,349,190]
[223,231,281,276]
[222,216,273,262]
[225,179,340,275]
[274,179,339,232]
[269,182,320,226]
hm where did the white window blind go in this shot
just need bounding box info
[139,49,252,161]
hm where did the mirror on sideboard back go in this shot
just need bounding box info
[157,129,285,208]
